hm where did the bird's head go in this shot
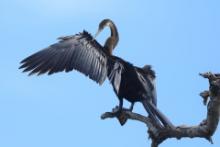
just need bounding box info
[94,19,113,38]
[94,19,119,55]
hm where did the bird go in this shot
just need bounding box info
[19,19,174,128]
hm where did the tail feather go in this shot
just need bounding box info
[142,100,175,129]
[142,100,163,128]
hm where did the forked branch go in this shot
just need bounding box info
[101,72,220,147]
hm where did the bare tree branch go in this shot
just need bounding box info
[101,72,220,146]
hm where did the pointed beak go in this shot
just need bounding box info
[94,29,101,39]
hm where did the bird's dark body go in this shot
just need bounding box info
[109,57,147,103]
[19,19,173,128]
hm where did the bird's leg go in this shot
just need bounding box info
[112,98,123,115]
[129,102,134,111]
[118,98,123,111]
[117,98,123,113]
[111,98,130,126]
[120,102,134,111]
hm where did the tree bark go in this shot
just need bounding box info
[101,72,220,146]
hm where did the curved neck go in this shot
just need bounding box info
[109,22,119,43]
[103,20,119,54]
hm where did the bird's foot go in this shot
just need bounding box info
[101,106,130,126]
[112,106,129,126]
[100,106,123,119]
[111,106,132,114]
[112,106,122,115]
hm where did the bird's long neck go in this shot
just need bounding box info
[109,22,119,42]
[104,21,119,55]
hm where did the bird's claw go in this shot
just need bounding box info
[112,106,122,115]
[111,106,129,126]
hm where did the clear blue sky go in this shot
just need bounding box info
[1,0,220,147]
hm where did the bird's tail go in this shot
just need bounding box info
[142,100,174,129]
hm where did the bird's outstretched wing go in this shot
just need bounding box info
[19,31,108,85]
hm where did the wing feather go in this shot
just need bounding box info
[19,31,108,84]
